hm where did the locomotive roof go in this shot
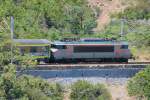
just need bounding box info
[52,41,129,45]
[14,39,50,46]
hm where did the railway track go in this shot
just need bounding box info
[36,61,150,70]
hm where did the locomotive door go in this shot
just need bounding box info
[66,45,73,59]
[115,45,121,58]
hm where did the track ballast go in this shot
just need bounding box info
[36,61,150,70]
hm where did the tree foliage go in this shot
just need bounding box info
[127,66,150,99]
[0,64,63,100]
[0,38,62,100]
[0,0,97,39]
[117,0,150,19]
[0,15,62,100]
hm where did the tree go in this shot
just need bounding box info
[64,1,97,34]
[0,0,97,39]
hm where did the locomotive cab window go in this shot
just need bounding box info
[121,45,128,49]
[51,44,56,48]
[51,44,66,49]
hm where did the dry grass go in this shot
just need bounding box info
[107,84,136,100]
[131,47,150,62]
[63,84,136,100]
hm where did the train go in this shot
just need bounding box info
[14,38,131,63]
[49,38,131,63]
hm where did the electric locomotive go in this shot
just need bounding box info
[50,38,131,62]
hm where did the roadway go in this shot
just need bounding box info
[23,68,143,79]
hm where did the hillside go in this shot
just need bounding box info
[88,0,144,31]
[88,0,126,31]
[0,0,149,36]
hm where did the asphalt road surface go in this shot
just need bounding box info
[23,68,143,79]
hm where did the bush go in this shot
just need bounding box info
[127,66,150,99]
[0,65,63,100]
[18,75,63,100]
[70,80,111,100]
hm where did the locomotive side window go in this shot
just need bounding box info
[51,44,55,48]
[51,44,66,49]
[121,45,128,49]
[59,45,66,49]
[74,46,114,52]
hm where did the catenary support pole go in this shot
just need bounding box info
[120,18,124,40]
[10,16,14,64]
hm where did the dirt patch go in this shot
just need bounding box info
[107,84,136,100]
[88,0,128,31]
[63,89,71,100]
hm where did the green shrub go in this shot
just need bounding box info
[18,75,63,100]
[127,66,150,99]
[0,65,63,100]
[70,80,111,100]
